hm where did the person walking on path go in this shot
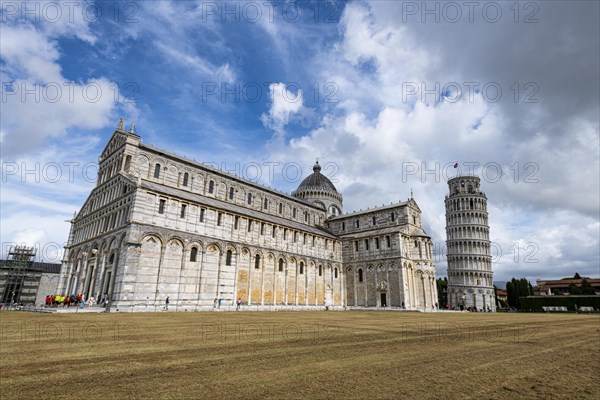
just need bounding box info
[165,296,170,311]
[236,298,242,311]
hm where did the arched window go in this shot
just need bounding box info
[318,265,322,276]
[334,268,338,279]
[264,198,268,209]
[299,262,304,274]
[247,193,253,205]
[278,203,283,214]
[182,172,189,187]
[225,250,232,266]
[154,163,161,178]
[208,180,214,194]
[254,254,260,269]
[190,247,198,262]
[278,259,284,272]
[229,187,234,200]
[293,208,297,218]
[109,253,115,264]
[358,268,363,283]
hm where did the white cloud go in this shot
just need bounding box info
[0,25,63,82]
[1,211,70,263]
[0,2,138,157]
[154,42,236,83]
[1,77,122,155]
[261,82,307,137]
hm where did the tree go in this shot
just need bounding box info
[552,289,561,296]
[574,272,582,279]
[506,280,517,308]
[506,277,534,309]
[436,278,448,307]
[569,284,582,295]
[580,279,595,295]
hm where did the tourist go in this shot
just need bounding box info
[236,298,242,311]
[217,298,221,309]
[165,296,170,310]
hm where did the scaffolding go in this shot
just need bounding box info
[0,245,38,305]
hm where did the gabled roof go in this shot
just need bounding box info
[75,173,137,221]
[99,129,133,160]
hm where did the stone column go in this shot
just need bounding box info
[107,248,120,301]
[94,252,107,300]
[246,253,252,305]
[374,267,379,307]
[284,261,288,306]
[364,268,368,307]
[294,263,298,306]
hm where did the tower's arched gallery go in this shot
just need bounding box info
[58,124,438,310]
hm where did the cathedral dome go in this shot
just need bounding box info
[293,161,343,218]
[297,161,338,193]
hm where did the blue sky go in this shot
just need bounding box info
[1,1,599,284]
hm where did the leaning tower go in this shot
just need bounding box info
[445,176,495,311]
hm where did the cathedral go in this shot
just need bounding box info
[57,122,438,311]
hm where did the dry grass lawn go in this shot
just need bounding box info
[1,310,599,399]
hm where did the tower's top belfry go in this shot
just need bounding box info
[447,175,484,197]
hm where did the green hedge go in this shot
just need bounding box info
[518,295,600,311]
